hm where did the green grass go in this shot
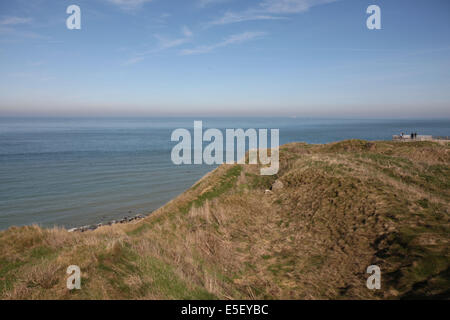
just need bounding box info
[143,256,216,299]
[180,165,243,213]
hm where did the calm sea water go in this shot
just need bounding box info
[0,117,449,230]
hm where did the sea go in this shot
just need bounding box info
[0,117,448,230]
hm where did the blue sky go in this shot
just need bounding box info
[0,0,449,117]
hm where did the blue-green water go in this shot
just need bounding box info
[0,117,448,230]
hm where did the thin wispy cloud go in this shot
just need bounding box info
[155,35,190,50]
[181,26,193,37]
[0,26,49,40]
[180,31,266,55]
[124,26,194,65]
[123,56,145,66]
[260,0,337,14]
[155,26,193,50]
[0,17,32,25]
[106,0,153,10]
[146,12,172,28]
[207,0,337,26]
[123,1,337,63]
[197,0,234,8]
[208,11,287,26]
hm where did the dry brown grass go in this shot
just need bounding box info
[0,140,448,299]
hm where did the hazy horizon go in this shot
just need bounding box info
[1,112,450,119]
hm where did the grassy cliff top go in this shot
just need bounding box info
[1,140,449,299]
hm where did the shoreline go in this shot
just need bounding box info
[3,138,448,233]
[67,213,147,232]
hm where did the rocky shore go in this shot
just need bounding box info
[67,213,146,232]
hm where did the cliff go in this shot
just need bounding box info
[1,140,448,299]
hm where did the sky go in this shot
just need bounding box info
[0,0,449,117]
